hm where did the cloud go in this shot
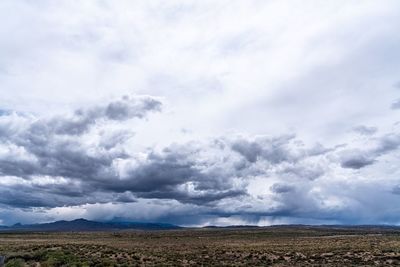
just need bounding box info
[0,101,335,212]
[0,96,162,207]
[391,99,400,110]
[231,134,297,164]
[375,134,400,154]
[49,95,162,136]
[0,102,245,208]
[339,133,400,169]
[280,163,325,180]
[340,151,375,169]
[391,185,400,195]
[270,183,295,194]
[353,125,378,136]
[92,142,249,205]
[2,96,400,226]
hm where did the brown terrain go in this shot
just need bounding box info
[1,226,400,266]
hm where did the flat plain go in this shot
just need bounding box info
[1,226,400,266]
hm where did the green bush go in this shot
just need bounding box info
[41,250,88,267]
[5,258,25,267]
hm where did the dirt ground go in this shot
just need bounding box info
[1,226,400,266]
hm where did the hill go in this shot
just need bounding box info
[0,218,180,232]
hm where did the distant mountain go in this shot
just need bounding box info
[2,220,399,232]
[203,225,260,229]
[0,218,181,232]
[203,224,400,230]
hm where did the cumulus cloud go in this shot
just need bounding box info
[270,183,295,194]
[0,96,161,206]
[0,100,337,213]
[2,96,400,226]
[0,103,242,210]
[231,134,297,164]
[339,133,400,169]
[340,151,375,169]
[47,95,161,136]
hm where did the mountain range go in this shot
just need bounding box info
[0,218,181,232]
[1,219,399,232]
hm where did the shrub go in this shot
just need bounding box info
[5,258,25,267]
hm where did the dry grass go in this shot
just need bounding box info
[1,227,400,266]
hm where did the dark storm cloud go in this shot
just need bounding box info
[50,95,162,135]
[88,143,249,205]
[0,183,125,208]
[340,152,375,169]
[0,96,162,208]
[270,183,295,194]
[0,99,253,208]
[231,134,297,164]
[1,136,121,180]
[0,180,90,208]
[0,156,38,177]
[0,106,329,210]
[0,190,56,208]
[0,96,160,179]
[0,127,334,212]
[2,96,400,227]
[136,189,246,206]
[104,96,162,120]
[118,150,200,192]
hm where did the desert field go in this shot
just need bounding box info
[1,226,400,266]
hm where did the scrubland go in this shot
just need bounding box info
[1,226,400,266]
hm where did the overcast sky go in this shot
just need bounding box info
[1,0,400,226]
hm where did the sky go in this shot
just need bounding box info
[1,0,400,226]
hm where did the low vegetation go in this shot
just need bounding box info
[1,227,400,266]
